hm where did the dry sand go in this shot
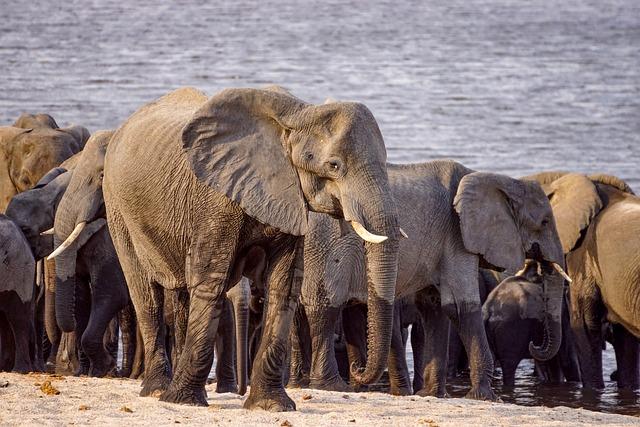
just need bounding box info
[0,372,636,426]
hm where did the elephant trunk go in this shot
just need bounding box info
[529,261,565,361]
[54,244,77,333]
[231,279,250,396]
[348,191,400,385]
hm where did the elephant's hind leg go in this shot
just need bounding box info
[244,235,300,412]
[109,211,171,396]
[415,287,449,398]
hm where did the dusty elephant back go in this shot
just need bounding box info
[103,88,223,287]
[0,214,35,303]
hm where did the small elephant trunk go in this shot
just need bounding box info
[529,262,564,361]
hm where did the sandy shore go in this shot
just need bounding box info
[0,372,635,426]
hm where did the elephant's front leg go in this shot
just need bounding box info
[306,304,350,391]
[244,236,300,412]
[446,305,495,400]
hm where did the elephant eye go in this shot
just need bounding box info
[328,160,341,171]
[541,218,549,226]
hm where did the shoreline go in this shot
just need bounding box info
[0,372,636,426]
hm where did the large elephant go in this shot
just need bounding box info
[0,214,37,372]
[0,113,89,212]
[300,160,568,400]
[101,87,400,410]
[525,172,640,390]
[483,260,581,387]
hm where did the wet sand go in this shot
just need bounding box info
[0,372,636,426]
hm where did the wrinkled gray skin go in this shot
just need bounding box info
[103,87,400,410]
[448,269,500,379]
[0,113,88,212]
[301,160,566,401]
[290,294,427,396]
[483,260,581,387]
[0,214,37,372]
[525,172,640,390]
[51,130,132,377]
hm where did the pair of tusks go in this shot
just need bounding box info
[46,222,87,260]
[515,262,572,283]
[350,221,408,243]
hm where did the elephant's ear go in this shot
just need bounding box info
[546,173,602,252]
[182,88,309,235]
[13,113,58,129]
[454,172,526,273]
[521,171,570,194]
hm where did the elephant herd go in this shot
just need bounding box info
[0,86,638,413]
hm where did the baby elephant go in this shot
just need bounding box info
[483,261,580,387]
[0,214,37,372]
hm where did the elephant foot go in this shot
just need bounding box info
[44,361,56,373]
[160,385,208,406]
[140,373,171,397]
[416,386,448,398]
[310,377,353,392]
[12,363,33,374]
[243,387,296,412]
[286,375,310,389]
[465,385,498,401]
[89,356,117,378]
[215,382,238,394]
[390,385,412,396]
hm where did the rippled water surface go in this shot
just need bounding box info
[3,0,639,416]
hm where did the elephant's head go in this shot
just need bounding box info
[182,87,400,385]
[0,117,88,212]
[454,172,567,361]
[523,171,633,253]
[5,168,72,259]
[47,130,114,332]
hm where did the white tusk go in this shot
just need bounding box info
[399,227,408,239]
[40,228,54,235]
[350,221,388,244]
[552,262,572,283]
[47,222,86,260]
[515,265,527,277]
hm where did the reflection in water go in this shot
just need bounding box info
[372,343,640,416]
[409,346,640,417]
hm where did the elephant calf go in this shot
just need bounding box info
[483,261,580,387]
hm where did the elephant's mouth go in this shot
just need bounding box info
[523,243,571,283]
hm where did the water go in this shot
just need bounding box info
[3,0,639,416]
